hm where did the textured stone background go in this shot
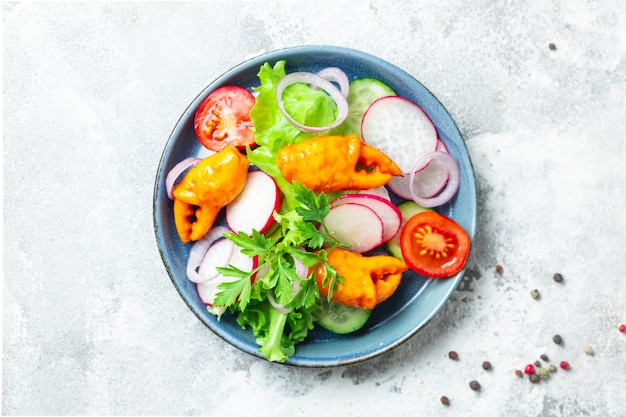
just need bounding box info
[3,1,626,416]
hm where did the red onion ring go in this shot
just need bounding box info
[276,71,349,133]
[409,151,460,208]
[314,67,350,98]
[267,290,292,315]
[186,226,230,283]
[166,157,201,200]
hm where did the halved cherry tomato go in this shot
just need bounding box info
[399,211,470,278]
[194,86,255,152]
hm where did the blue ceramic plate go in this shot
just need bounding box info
[154,45,477,367]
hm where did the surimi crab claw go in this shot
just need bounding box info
[276,134,402,194]
[172,146,249,243]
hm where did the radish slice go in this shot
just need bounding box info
[165,157,201,200]
[409,151,460,208]
[226,170,281,235]
[276,72,349,133]
[331,194,402,243]
[314,67,350,98]
[196,245,258,306]
[186,226,230,283]
[196,238,235,283]
[361,96,438,173]
[386,175,413,200]
[436,139,449,153]
[324,203,384,253]
[349,186,391,201]
[388,153,452,200]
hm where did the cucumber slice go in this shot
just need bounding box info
[345,78,396,135]
[385,201,434,260]
[314,298,372,334]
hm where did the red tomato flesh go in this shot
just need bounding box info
[194,86,255,152]
[399,211,471,278]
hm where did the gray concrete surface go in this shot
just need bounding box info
[3,1,626,416]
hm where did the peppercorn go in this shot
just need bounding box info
[495,264,503,274]
[530,289,540,299]
[549,43,557,50]
[553,334,563,345]
[537,367,549,379]
[529,373,540,383]
[584,346,594,355]
[440,396,450,406]
[524,364,535,374]
[448,351,459,360]
[560,361,570,370]
[619,324,626,333]
[548,364,557,373]
[553,273,563,283]
[540,354,549,362]
[515,369,523,378]
[534,360,542,368]
[482,361,492,370]
[469,380,481,391]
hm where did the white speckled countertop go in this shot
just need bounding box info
[3,1,626,416]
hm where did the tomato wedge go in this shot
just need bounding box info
[399,211,470,278]
[194,86,255,152]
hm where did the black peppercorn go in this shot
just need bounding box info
[553,334,563,345]
[440,396,450,406]
[482,361,492,370]
[529,373,540,383]
[549,43,557,50]
[540,354,549,362]
[553,273,563,283]
[448,351,459,360]
[469,380,481,391]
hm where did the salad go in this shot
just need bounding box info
[165,60,472,362]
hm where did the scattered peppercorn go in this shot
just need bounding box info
[534,360,542,368]
[548,364,557,373]
[529,373,540,383]
[553,334,563,345]
[553,273,563,283]
[549,43,557,50]
[496,264,503,274]
[560,361,570,370]
[440,396,450,406]
[619,324,626,333]
[515,369,523,378]
[584,346,594,355]
[469,380,481,391]
[530,289,540,299]
[537,367,549,379]
[448,351,459,360]
[524,364,535,375]
[482,361,492,370]
[540,354,549,362]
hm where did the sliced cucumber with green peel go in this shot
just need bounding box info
[345,78,396,135]
[314,298,372,334]
[385,201,434,260]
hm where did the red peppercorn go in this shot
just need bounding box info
[524,364,535,374]
[619,324,626,333]
[559,361,570,370]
